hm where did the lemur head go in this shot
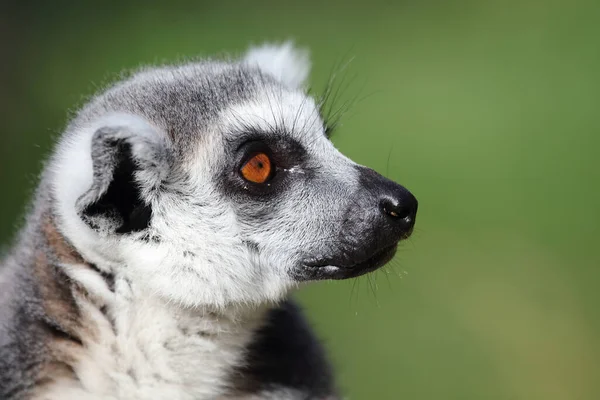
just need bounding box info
[50,42,417,309]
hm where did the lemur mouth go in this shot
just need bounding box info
[298,244,398,281]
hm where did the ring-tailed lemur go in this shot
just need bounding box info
[0,42,418,399]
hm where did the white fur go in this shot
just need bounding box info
[62,264,114,308]
[46,265,268,400]
[244,41,310,89]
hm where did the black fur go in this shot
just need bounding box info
[231,300,337,397]
[81,140,152,234]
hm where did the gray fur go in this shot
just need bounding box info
[70,62,267,154]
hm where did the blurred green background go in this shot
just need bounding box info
[1,0,599,398]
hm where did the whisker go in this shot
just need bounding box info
[319,53,357,137]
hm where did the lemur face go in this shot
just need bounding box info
[52,43,417,309]
[212,91,417,282]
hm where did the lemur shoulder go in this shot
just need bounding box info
[0,42,418,399]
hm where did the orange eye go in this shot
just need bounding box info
[240,153,273,183]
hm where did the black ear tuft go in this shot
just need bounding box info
[81,140,151,234]
[76,122,168,235]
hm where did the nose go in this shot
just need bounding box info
[357,166,418,235]
[380,193,418,232]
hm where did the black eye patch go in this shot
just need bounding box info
[219,130,309,199]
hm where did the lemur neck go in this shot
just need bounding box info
[30,210,270,398]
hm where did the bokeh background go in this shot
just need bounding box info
[2,0,599,398]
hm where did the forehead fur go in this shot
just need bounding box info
[67,61,309,156]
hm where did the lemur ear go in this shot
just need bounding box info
[75,115,170,235]
[244,41,311,89]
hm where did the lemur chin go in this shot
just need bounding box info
[0,42,417,400]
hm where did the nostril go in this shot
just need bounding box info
[380,198,413,221]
